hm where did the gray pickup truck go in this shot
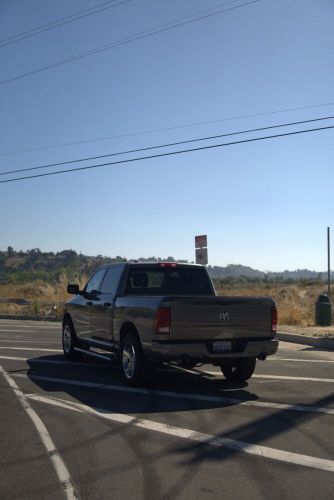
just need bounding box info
[62,262,278,385]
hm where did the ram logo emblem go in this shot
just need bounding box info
[219,311,229,321]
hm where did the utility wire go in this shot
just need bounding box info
[0,0,260,86]
[1,115,333,177]
[1,124,333,185]
[0,0,130,49]
[2,99,334,158]
[0,0,239,48]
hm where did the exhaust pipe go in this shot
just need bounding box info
[178,355,196,367]
[257,352,267,361]
[179,355,190,366]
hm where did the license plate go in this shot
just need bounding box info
[212,340,232,353]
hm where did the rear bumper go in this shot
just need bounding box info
[149,337,279,362]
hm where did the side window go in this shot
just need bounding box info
[100,266,123,295]
[85,269,106,294]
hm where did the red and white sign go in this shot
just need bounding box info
[195,235,207,249]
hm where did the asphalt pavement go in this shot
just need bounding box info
[0,319,334,500]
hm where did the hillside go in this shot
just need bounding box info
[0,246,331,284]
[206,264,330,281]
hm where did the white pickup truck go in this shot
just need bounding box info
[62,262,278,385]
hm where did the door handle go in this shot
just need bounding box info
[104,302,111,307]
[86,301,93,306]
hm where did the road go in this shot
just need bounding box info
[0,319,333,500]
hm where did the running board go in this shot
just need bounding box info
[74,347,115,363]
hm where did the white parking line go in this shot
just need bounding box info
[270,358,334,364]
[27,393,84,413]
[253,374,334,383]
[12,372,334,416]
[0,321,60,325]
[0,365,78,499]
[0,331,59,335]
[180,367,334,384]
[0,346,61,352]
[4,353,334,384]
[0,323,61,333]
[0,339,59,344]
[26,392,334,473]
[0,355,103,368]
[209,370,334,383]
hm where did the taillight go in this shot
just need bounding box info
[158,263,177,268]
[271,305,277,333]
[155,308,171,335]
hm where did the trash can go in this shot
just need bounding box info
[315,294,332,326]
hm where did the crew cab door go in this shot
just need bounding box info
[75,268,106,341]
[87,265,124,345]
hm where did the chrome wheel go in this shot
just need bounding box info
[62,318,78,360]
[122,341,136,379]
[63,324,72,353]
[121,332,148,385]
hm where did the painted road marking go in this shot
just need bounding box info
[0,355,105,368]
[206,371,334,383]
[0,365,78,500]
[12,372,334,416]
[254,374,334,383]
[270,358,334,363]
[0,326,61,335]
[204,370,334,383]
[0,326,60,331]
[0,321,60,325]
[4,353,334,384]
[0,339,59,344]
[26,392,334,473]
[26,393,84,413]
[0,346,62,352]
[175,367,334,384]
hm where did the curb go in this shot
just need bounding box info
[0,314,60,322]
[277,332,334,350]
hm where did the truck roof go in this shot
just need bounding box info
[98,261,204,269]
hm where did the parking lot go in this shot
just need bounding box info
[1,318,334,500]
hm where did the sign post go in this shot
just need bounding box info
[195,235,208,265]
[328,227,331,296]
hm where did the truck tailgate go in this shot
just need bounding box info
[169,296,275,340]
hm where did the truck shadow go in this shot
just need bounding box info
[22,353,334,499]
[24,354,258,416]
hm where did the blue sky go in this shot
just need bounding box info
[0,0,333,271]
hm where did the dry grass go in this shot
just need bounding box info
[0,276,88,319]
[0,279,331,326]
[214,281,330,327]
[0,275,88,302]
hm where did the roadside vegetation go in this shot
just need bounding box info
[213,277,329,327]
[0,247,332,326]
[0,274,330,327]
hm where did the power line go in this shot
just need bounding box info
[2,99,334,157]
[0,0,130,49]
[0,0,260,86]
[1,124,333,185]
[1,115,334,177]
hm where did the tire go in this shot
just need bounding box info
[121,333,148,385]
[220,357,256,382]
[62,318,78,360]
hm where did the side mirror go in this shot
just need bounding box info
[67,284,81,295]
